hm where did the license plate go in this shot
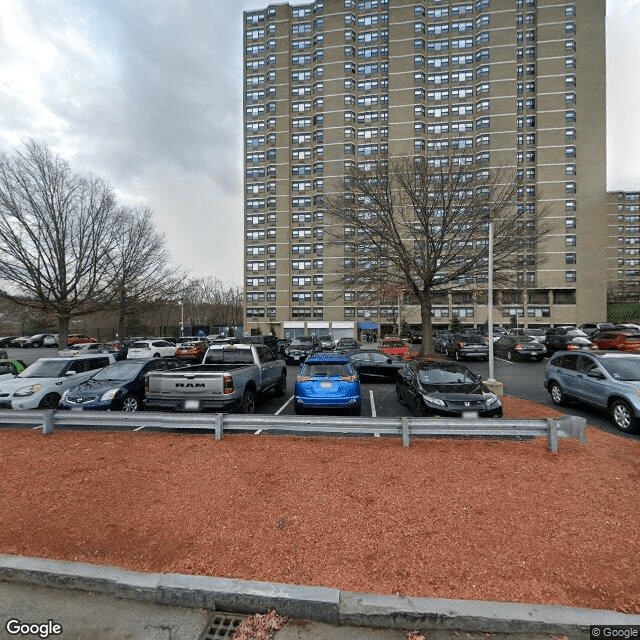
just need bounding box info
[320,381,333,389]
[184,399,200,410]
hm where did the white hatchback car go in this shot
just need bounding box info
[126,339,177,359]
[0,354,115,410]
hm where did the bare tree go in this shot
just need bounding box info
[325,155,551,356]
[109,205,186,338]
[180,277,243,331]
[0,139,121,346]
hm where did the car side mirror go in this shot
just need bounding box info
[586,369,605,379]
[386,358,392,363]
[66,370,76,376]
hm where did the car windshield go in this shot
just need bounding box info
[290,340,311,348]
[301,363,349,377]
[383,340,405,348]
[18,360,69,378]
[599,358,640,381]
[91,361,143,382]
[461,336,486,345]
[417,364,476,385]
[524,329,544,336]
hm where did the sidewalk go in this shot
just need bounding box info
[1,555,638,640]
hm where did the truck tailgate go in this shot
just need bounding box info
[147,371,226,398]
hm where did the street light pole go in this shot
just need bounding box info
[179,302,184,337]
[487,220,496,383]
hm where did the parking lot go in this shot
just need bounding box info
[2,345,638,440]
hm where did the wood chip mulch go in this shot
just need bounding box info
[0,396,638,613]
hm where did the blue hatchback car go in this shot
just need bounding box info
[294,352,361,415]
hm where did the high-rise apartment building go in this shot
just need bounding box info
[243,0,607,339]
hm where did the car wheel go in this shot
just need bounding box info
[396,383,403,404]
[507,351,514,361]
[610,399,637,433]
[38,394,60,410]
[293,401,304,415]
[239,389,256,414]
[153,353,161,358]
[274,372,287,396]
[455,350,462,361]
[351,404,361,416]
[122,395,140,412]
[549,382,567,406]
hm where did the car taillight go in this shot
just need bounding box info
[515,343,524,350]
[296,375,313,382]
[223,375,234,394]
[340,374,357,382]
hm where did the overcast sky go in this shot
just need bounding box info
[1,0,638,285]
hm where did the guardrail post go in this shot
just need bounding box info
[547,418,558,453]
[401,417,410,448]
[215,413,223,441]
[42,410,54,435]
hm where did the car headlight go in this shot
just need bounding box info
[14,384,43,397]
[423,394,446,407]
[100,388,120,401]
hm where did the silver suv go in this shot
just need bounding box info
[0,354,115,410]
[543,351,640,433]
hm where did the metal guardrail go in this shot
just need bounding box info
[0,410,587,452]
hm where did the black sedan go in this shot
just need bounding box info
[59,358,184,411]
[349,350,405,382]
[396,360,503,418]
[284,338,319,364]
[493,335,547,362]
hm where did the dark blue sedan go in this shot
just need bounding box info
[59,358,184,411]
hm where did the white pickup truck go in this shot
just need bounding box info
[143,343,287,413]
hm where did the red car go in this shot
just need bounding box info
[379,337,410,356]
[175,340,209,362]
[67,334,97,346]
[590,330,640,352]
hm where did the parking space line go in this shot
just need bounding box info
[133,426,145,431]
[369,390,377,418]
[274,396,293,415]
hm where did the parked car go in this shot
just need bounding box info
[11,336,35,348]
[294,352,361,415]
[349,350,405,382]
[0,337,16,348]
[58,343,109,357]
[27,333,53,348]
[0,354,115,409]
[60,358,184,412]
[284,337,321,364]
[579,323,616,336]
[379,337,410,357]
[493,335,547,362]
[508,327,547,343]
[318,335,334,350]
[67,334,97,346]
[590,330,640,352]
[334,337,360,355]
[446,333,489,361]
[126,339,177,359]
[544,328,593,355]
[544,351,640,433]
[175,339,210,362]
[42,334,59,347]
[433,330,452,354]
[0,359,27,381]
[396,360,503,418]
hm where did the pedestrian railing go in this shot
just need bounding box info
[0,410,586,452]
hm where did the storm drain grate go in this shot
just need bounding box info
[198,612,246,640]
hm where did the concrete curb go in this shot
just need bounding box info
[1,554,638,635]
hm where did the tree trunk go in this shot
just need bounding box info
[58,317,70,349]
[419,297,436,358]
